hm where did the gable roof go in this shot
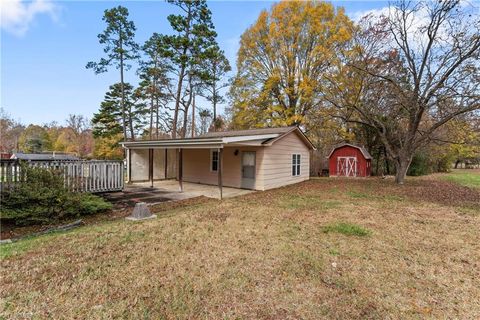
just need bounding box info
[328,143,372,160]
[120,126,315,150]
[199,127,293,138]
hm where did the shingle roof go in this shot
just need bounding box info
[328,143,372,160]
[199,126,294,138]
[11,153,80,161]
[121,126,316,150]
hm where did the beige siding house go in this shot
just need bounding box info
[121,127,314,197]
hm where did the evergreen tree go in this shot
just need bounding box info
[158,0,217,138]
[86,6,139,141]
[201,45,231,131]
[138,33,171,139]
[92,83,148,140]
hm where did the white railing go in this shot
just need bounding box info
[0,159,124,193]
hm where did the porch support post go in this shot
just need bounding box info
[218,148,223,200]
[149,148,154,188]
[127,148,132,183]
[178,148,183,192]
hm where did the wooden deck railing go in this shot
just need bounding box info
[0,159,124,193]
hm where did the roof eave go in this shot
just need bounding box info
[262,127,316,150]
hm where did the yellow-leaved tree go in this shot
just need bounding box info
[93,134,124,160]
[230,0,353,128]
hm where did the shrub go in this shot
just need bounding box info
[0,164,112,226]
[408,152,430,176]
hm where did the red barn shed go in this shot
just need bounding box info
[328,143,372,177]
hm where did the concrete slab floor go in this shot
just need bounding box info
[132,180,255,200]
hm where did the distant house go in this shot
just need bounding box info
[10,152,80,161]
[328,143,372,177]
[121,126,315,192]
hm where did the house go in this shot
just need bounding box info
[328,143,372,177]
[120,127,315,197]
[10,152,80,161]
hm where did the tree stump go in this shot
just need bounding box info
[126,202,157,221]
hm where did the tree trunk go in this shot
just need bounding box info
[149,91,154,140]
[173,68,185,139]
[384,146,390,175]
[120,41,128,141]
[155,97,159,139]
[172,7,192,139]
[454,160,460,169]
[213,87,217,132]
[394,155,412,184]
[374,149,380,176]
[191,94,195,138]
[128,104,135,141]
[182,107,188,138]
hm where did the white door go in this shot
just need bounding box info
[337,157,357,177]
[241,152,256,189]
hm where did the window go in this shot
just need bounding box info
[292,154,301,176]
[211,150,219,172]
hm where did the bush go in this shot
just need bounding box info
[0,164,112,226]
[407,152,430,176]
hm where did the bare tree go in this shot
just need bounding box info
[329,0,480,183]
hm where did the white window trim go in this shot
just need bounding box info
[292,153,301,177]
[210,149,219,172]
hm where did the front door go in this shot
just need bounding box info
[337,157,357,177]
[241,151,256,189]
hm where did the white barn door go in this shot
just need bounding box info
[337,157,357,177]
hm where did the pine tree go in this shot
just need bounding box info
[86,6,139,141]
[201,45,231,131]
[138,33,171,139]
[92,83,148,140]
[158,0,217,138]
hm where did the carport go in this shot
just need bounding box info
[121,136,229,199]
[120,127,314,200]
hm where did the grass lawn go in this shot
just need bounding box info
[440,169,480,189]
[1,175,479,319]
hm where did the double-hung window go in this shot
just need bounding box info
[292,154,301,176]
[211,150,219,172]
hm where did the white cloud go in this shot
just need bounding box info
[350,3,477,52]
[1,0,59,36]
[351,6,389,23]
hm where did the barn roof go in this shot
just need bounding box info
[328,143,372,160]
[120,126,316,150]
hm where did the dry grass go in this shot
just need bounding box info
[1,175,479,319]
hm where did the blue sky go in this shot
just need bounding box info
[1,0,388,126]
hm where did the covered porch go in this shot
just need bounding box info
[120,133,274,199]
[134,180,254,200]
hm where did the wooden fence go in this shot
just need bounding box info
[0,159,124,193]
